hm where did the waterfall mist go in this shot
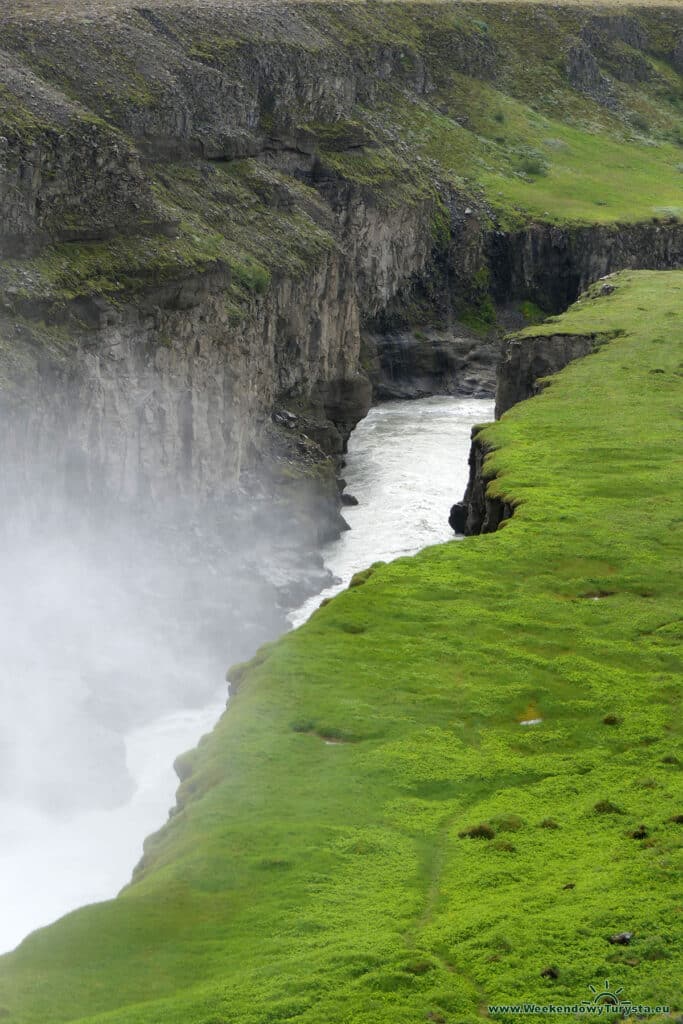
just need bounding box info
[0,375,493,955]
[0,415,328,952]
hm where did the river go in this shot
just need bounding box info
[0,395,493,953]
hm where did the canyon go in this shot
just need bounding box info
[0,2,681,1022]
[1,1,681,525]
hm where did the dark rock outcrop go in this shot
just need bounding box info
[566,39,616,109]
[673,37,683,75]
[364,327,497,401]
[447,500,468,534]
[489,222,683,314]
[495,331,604,419]
[450,426,513,536]
[1,253,369,510]
[453,285,630,536]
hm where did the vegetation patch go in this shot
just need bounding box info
[0,160,336,307]
[2,271,679,1021]
[458,822,496,840]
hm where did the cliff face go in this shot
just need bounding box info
[448,426,513,536]
[451,279,640,536]
[4,254,367,507]
[495,330,604,419]
[451,327,606,536]
[489,222,683,313]
[0,1,682,529]
[0,184,444,527]
[363,326,497,402]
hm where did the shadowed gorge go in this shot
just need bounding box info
[0,0,681,1022]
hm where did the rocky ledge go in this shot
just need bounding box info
[449,277,641,536]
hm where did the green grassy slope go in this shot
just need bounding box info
[0,270,680,1022]
[0,3,681,305]
[384,81,683,226]
[316,0,683,229]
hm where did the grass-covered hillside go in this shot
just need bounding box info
[0,270,680,1022]
[0,1,681,306]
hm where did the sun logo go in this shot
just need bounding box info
[587,981,624,1006]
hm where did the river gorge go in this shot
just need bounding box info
[0,393,493,954]
[0,2,681,1020]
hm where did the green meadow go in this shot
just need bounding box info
[311,2,683,227]
[388,83,683,225]
[0,270,680,1022]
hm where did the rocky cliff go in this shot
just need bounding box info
[449,277,638,536]
[489,221,683,314]
[495,329,605,419]
[0,0,682,535]
[449,425,514,535]
[449,325,605,537]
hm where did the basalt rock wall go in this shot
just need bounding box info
[0,1,682,530]
[489,222,683,313]
[449,427,513,536]
[2,257,366,508]
[0,179,441,516]
[495,330,604,419]
[451,326,606,536]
